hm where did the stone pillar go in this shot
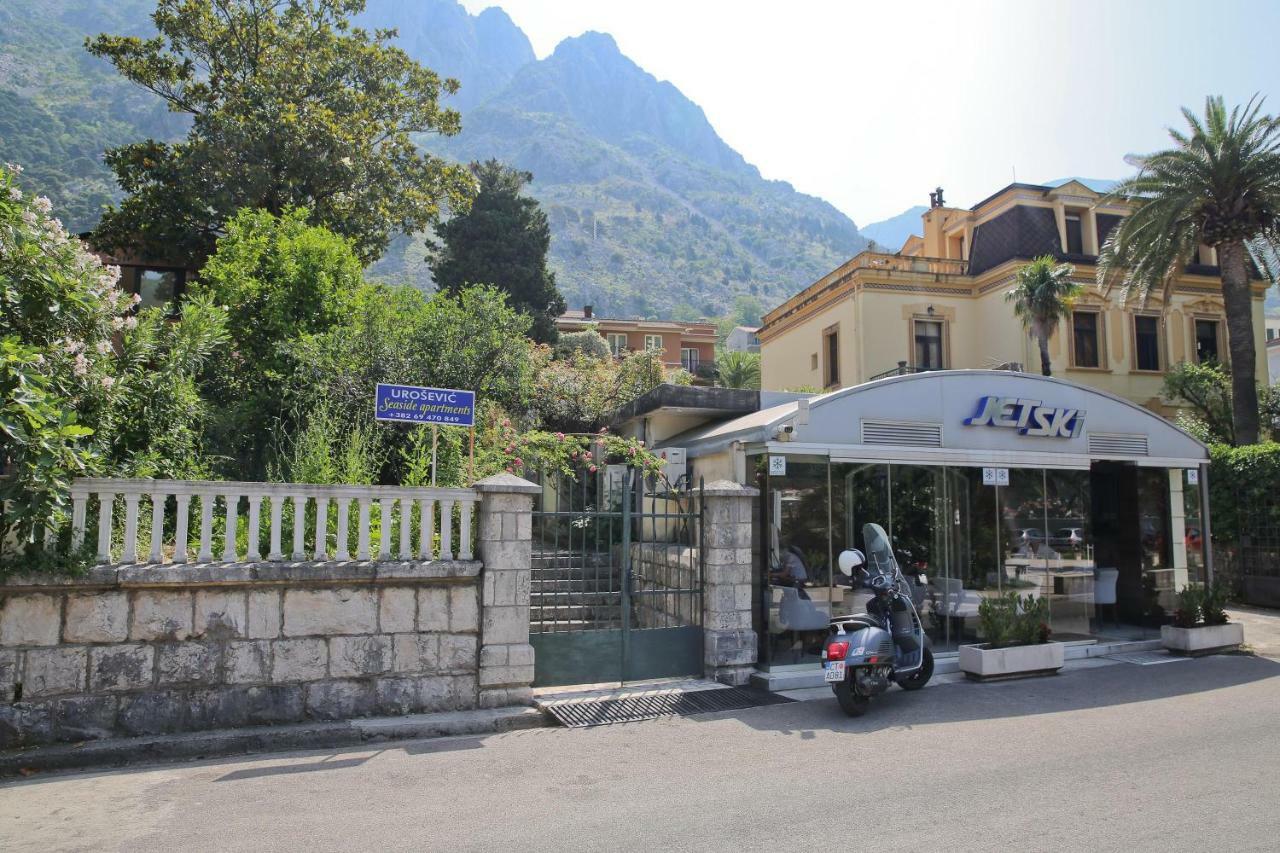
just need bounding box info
[698,480,759,685]
[473,473,541,708]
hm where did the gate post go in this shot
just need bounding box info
[474,473,542,707]
[698,480,759,685]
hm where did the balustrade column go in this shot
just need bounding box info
[268,496,284,561]
[398,496,412,559]
[246,495,262,561]
[122,492,140,563]
[173,495,190,563]
[149,491,166,563]
[291,494,306,560]
[96,491,114,563]
[357,499,372,561]
[71,490,88,551]
[197,492,215,562]
[314,496,328,560]
[418,498,435,560]
[334,498,351,560]
[440,499,455,560]
[222,493,239,562]
[458,499,474,560]
[378,498,393,560]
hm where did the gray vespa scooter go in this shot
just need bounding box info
[821,522,934,716]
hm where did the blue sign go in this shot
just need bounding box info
[963,396,1084,439]
[375,383,475,426]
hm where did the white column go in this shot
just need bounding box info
[96,491,114,563]
[418,498,435,560]
[378,497,392,560]
[397,496,412,559]
[357,498,372,561]
[173,494,190,564]
[197,492,215,562]
[121,492,140,563]
[314,496,328,560]
[268,496,284,561]
[334,498,351,561]
[291,494,306,560]
[458,498,474,560]
[149,491,166,563]
[440,499,455,561]
[222,492,238,562]
[71,490,88,551]
[1170,470,1190,591]
[246,494,263,561]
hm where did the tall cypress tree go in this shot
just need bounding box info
[429,160,566,343]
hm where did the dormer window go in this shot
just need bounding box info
[1064,214,1084,255]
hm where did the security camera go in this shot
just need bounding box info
[782,424,795,434]
[774,424,795,441]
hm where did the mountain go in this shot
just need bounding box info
[858,205,927,253]
[0,0,868,317]
[354,0,534,111]
[372,22,867,315]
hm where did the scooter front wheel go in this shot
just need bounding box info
[833,680,869,716]
[896,647,934,691]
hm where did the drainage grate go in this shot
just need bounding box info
[1104,650,1190,666]
[541,687,793,728]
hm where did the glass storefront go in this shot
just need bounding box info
[752,457,1196,669]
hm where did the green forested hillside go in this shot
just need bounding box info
[2,0,866,316]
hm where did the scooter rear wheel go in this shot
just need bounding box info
[833,681,869,716]
[896,647,934,691]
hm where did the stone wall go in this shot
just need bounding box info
[628,543,700,628]
[0,562,480,748]
[0,474,540,749]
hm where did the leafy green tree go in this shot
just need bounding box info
[86,0,473,265]
[429,160,565,342]
[531,347,685,433]
[194,207,363,475]
[1005,255,1080,376]
[716,350,761,389]
[0,164,226,554]
[1162,360,1280,444]
[554,328,611,360]
[1099,96,1280,444]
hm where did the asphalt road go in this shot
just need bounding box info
[3,652,1279,853]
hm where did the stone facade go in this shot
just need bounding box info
[0,476,539,749]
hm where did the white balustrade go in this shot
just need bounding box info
[62,479,479,567]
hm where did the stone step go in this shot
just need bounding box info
[530,619,623,633]
[530,604,622,624]
[530,566,622,582]
[531,578,621,594]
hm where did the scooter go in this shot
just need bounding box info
[821,522,934,716]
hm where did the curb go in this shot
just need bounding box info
[0,706,549,777]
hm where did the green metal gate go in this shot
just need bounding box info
[529,469,704,687]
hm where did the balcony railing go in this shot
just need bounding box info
[852,252,968,276]
[68,478,478,565]
[868,361,1025,382]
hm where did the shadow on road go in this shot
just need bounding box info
[691,653,1280,737]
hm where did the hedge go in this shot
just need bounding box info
[1208,442,1280,542]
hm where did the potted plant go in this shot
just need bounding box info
[1161,582,1244,656]
[959,592,1065,680]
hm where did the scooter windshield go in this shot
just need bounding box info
[861,523,899,580]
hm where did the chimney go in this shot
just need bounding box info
[583,304,593,319]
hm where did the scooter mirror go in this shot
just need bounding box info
[837,549,865,576]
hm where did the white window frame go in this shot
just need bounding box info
[606,333,628,355]
[644,334,664,352]
[681,348,699,372]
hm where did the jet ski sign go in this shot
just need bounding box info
[963,396,1084,439]
[375,383,475,426]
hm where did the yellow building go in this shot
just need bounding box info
[759,181,1268,414]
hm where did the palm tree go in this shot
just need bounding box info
[1098,96,1280,445]
[717,350,761,389]
[1006,255,1080,376]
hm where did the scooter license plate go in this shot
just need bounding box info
[823,662,846,682]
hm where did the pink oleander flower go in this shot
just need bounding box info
[131,292,142,306]
[95,340,112,355]
[513,457,523,467]
[555,432,565,441]
[63,339,83,354]
[583,451,593,461]
[505,444,515,453]
[589,465,598,474]
[72,353,89,377]
[100,375,115,389]
[123,315,138,330]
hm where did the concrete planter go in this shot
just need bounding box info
[1161,622,1244,657]
[959,641,1065,681]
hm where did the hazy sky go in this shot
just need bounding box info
[461,0,1278,226]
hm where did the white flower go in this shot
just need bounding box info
[123,315,138,330]
[21,210,37,227]
[33,196,52,214]
[100,376,115,390]
[111,316,125,331]
[130,292,142,306]
[4,162,23,175]
[72,353,89,377]
[7,187,20,201]
[62,339,83,355]
[95,340,112,355]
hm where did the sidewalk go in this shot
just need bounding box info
[1227,605,1280,658]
